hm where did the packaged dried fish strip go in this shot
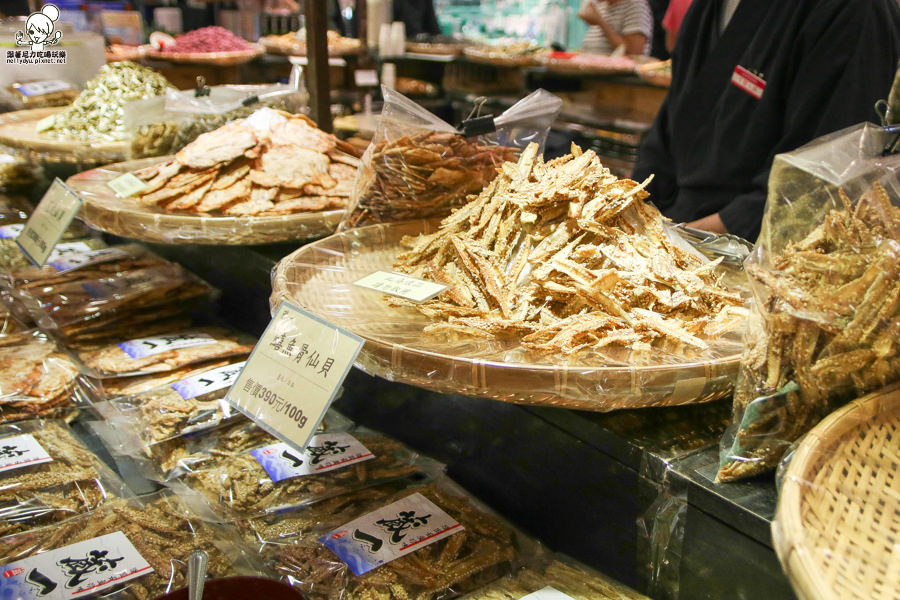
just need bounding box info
[0,233,105,274]
[75,326,254,378]
[718,124,900,481]
[100,359,248,448]
[3,243,152,288]
[0,419,126,537]
[176,427,423,517]
[459,556,649,600]
[88,358,234,398]
[257,477,529,600]
[0,493,269,599]
[0,331,84,423]
[11,260,216,340]
[341,88,561,229]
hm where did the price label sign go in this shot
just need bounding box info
[354,271,447,303]
[16,178,83,268]
[107,173,147,198]
[226,301,364,453]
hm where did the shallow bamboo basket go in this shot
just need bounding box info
[773,382,900,600]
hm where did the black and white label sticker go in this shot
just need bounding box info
[0,434,53,473]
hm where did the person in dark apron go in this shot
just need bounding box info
[633,0,900,241]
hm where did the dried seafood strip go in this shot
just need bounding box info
[0,420,119,537]
[0,332,80,423]
[718,183,900,482]
[393,143,746,364]
[77,326,254,377]
[0,494,266,599]
[133,109,361,217]
[460,558,650,600]
[178,430,422,516]
[259,479,521,600]
[89,359,232,398]
[346,131,518,228]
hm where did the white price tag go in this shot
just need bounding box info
[0,531,152,599]
[0,434,53,473]
[226,301,363,453]
[46,247,129,273]
[249,432,374,482]
[521,587,577,600]
[319,492,462,575]
[354,271,447,303]
[35,114,56,132]
[107,173,148,198]
[16,178,83,268]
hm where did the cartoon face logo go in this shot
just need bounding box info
[16,4,63,52]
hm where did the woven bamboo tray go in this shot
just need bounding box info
[773,382,900,600]
[270,221,747,412]
[146,45,263,66]
[0,108,130,165]
[65,157,342,245]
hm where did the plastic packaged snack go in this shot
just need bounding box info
[341,87,562,229]
[74,326,255,378]
[7,253,217,346]
[0,330,84,423]
[6,80,79,110]
[0,492,268,599]
[98,358,248,446]
[0,227,104,274]
[254,476,531,600]
[718,123,900,482]
[0,419,126,537]
[87,358,236,398]
[459,554,649,600]
[175,427,425,517]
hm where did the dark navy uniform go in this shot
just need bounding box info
[633,0,900,241]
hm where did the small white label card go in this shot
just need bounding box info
[16,178,83,268]
[46,247,130,274]
[106,174,148,198]
[354,69,379,87]
[0,224,25,239]
[319,492,463,576]
[520,587,577,600]
[117,332,216,360]
[0,531,153,599]
[0,434,53,473]
[170,361,247,400]
[354,271,447,303]
[35,114,56,132]
[226,301,363,454]
[249,432,374,482]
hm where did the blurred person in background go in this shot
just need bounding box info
[393,0,441,37]
[633,0,900,241]
[662,0,692,51]
[578,0,653,55]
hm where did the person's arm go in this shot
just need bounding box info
[579,1,646,52]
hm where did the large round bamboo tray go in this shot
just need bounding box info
[773,382,900,600]
[146,44,263,66]
[66,157,342,245]
[0,107,130,165]
[270,221,747,412]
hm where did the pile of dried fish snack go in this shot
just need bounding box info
[76,326,254,377]
[393,143,747,364]
[0,420,120,537]
[717,183,900,482]
[0,331,80,423]
[6,248,215,344]
[459,557,649,600]
[179,429,422,517]
[345,131,518,228]
[89,358,233,398]
[0,494,268,600]
[44,61,171,142]
[259,479,522,600]
[132,109,362,217]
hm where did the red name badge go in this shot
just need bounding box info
[731,65,766,99]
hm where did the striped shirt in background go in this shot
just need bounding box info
[581,0,654,55]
